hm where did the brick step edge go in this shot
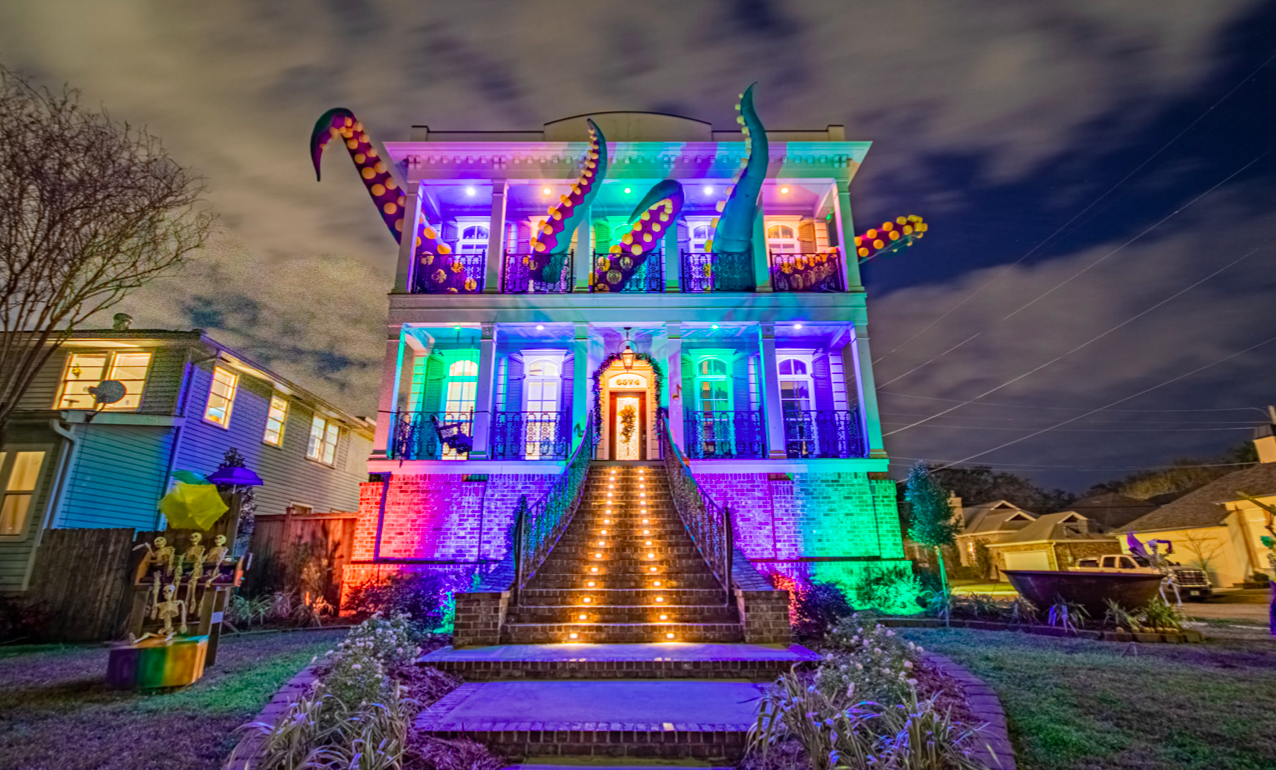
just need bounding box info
[424,658,800,681]
[415,723,748,761]
[923,653,1017,770]
[879,616,1205,643]
[221,663,319,770]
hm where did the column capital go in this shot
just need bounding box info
[480,322,496,340]
[666,322,682,340]
[573,322,589,341]
[759,321,776,339]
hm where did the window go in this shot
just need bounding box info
[456,224,490,254]
[524,360,561,460]
[442,358,478,460]
[686,217,715,252]
[696,358,731,414]
[56,351,152,411]
[307,414,341,465]
[203,367,239,427]
[766,223,799,253]
[263,395,288,446]
[0,450,46,537]
[778,358,814,415]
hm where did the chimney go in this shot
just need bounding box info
[1256,420,1276,464]
[113,313,133,331]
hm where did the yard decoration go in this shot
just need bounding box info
[531,119,608,284]
[159,477,228,531]
[593,179,685,292]
[854,215,928,261]
[106,634,208,690]
[1235,491,1276,635]
[706,84,768,255]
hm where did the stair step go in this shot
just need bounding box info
[526,573,725,590]
[416,680,762,760]
[505,605,739,624]
[517,588,732,606]
[503,622,745,644]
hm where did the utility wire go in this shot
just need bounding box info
[923,332,1276,472]
[872,51,1276,367]
[891,457,1257,472]
[879,391,1270,414]
[883,249,1256,437]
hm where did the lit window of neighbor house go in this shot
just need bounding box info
[56,352,152,411]
[307,414,341,465]
[263,395,288,446]
[204,367,239,427]
[0,450,46,537]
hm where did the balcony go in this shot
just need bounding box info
[502,251,574,294]
[388,411,474,461]
[769,251,844,293]
[783,409,865,459]
[679,250,755,292]
[490,411,571,461]
[412,251,487,294]
[589,252,664,293]
[683,409,767,459]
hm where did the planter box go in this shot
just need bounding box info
[107,635,208,689]
[1132,632,1162,643]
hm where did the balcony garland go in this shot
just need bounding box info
[590,352,665,443]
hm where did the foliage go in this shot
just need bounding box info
[849,565,926,615]
[1083,442,1257,502]
[215,447,257,552]
[921,464,1075,513]
[973,541,993,581]
[766,572,853,641]
[0,594,48,643]
[928,593,1038,626]
[0,66,213,438]
[404,737,505,770]
[618,403,637,443]
[342,613,420,670]
[343,569,474,635]
[821,614,924,704]
[1047,599,1088,633]
[1138,597,1186,632]
[905,465,961,550]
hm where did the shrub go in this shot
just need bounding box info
[343,612,421,670]
[343,570,473,634]
[0,594,48,643]
[766,572,853,641]
[820,613,923,704]
[849,565,926,615]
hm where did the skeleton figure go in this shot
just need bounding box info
[203,535,229,588]
[148,572,162,620]
[183,533,206,606]
[155,583,187,636]
[134,536,176,577]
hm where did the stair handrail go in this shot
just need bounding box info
[511,413,596,605]
[657,410,734,606]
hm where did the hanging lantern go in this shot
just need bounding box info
[621,342,635,371]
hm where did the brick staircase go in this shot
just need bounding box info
[501,463,744,644]
[418,461,814,764]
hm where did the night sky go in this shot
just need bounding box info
[3,1,1274,491]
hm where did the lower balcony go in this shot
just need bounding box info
[680,250,755,292]
[389,411,475,461]
[769,251,844,292]
[490,411,571,461]
[683,409,767,459]
[783,409,865,459]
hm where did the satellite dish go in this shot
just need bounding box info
[89,380,127,406]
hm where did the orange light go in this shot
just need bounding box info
[648,553,655,559]
[650,567,657,572]
[646,541,652,546]
[587,581,596,587]
[591,567,599,573]
[666,633,674,639]
[601,530,608,535]
[653,581,662,586]
[660,614,668,620]
[543,187,552,195]
[570,633,579,639]
[579,614,587,620]
[595,553,603,558]
[583,597,592,603]
[780,186,790,194]
[656,596,664,602]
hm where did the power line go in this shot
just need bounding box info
[872,51,1276,368]
[883,249,1257,437]
[923,332,1276,472]
[879,391,1270,414]
[882,422,1254,433]
[878,411,1264,425]
[891,456,1257,472]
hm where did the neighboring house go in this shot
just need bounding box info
[0,326,375,593]
[985,511,1119,573]
[1121,427,1276,588]
[1065,492,1157,532]
[953,499,1037,570]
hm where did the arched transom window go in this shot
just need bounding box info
[778,357,814,414]
[766,223,799,253]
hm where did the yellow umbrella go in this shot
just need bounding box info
[159,481,229,530]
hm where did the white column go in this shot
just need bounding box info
[665,323,684,450]
[483,181,508,294]
[758,322,787,459]
[373,325,406,458]
[662,226,680,292]
[573,205,594,291]
[571,323,590,454]
[848,318,885,458]
[832,180,862,290]
[394,181,425,293]
[752,208,771,292]
[468,323,498,459]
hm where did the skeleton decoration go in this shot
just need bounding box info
[183,533,206,607]
[155,583,188,637]
[203,535,229,588]
[134,536,176,576]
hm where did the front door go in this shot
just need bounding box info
[608,391,647,460]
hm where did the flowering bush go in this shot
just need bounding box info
[817,613,923,704]
[322,646,393,712]
[343,612,420,670]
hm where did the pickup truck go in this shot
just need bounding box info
[1073,554,1213,600]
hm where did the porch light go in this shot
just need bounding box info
[780,186,790,194]
[624,187,631,194]
[465,186,476,196]
[542,186,552,195]
[536,324,544,330]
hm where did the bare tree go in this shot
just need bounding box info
[0,66,213,437]
[1177,530,1223,577]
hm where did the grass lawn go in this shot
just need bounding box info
[0,629,347,770]
[903,628,1276,770]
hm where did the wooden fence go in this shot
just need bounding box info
[25,528,138,642]
[247,510,358,607]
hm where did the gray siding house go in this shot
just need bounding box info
[0,328,374,592]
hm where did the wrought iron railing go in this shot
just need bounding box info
[510,415,595,604]
[412,250,487,294]
[490,410,570,461]
[658,410,733,606]
[502,250,574,293]
[387,411,474,461]
[679,250,754,292]
[782,408,866,459]
[589,251,664,293]
[769,251,844,292]
[682,409,767,459]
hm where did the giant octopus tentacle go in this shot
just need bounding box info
[706,84,768,255]
[592,180,685,292]
[854,214,928,260]
[529,119,609,283]
[311,108,469,291]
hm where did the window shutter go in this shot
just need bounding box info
[593,220,609,253]
[517,220,531,253]
[561,354,574,427]
[677,219,690,249]
[813,353,835,412]
[731,354,750,412]
[505,356,524,411]
[442,221,460,242]
[798,219,817,254]
[680,354,694,415]
[423,356,446,414]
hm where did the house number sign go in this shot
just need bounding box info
[609,374,647,389]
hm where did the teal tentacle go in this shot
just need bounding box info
[628,180,683,224]
[709,83,768,254]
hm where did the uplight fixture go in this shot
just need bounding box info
[666,633,674,640]
[570,633,579,639]
[795,323,804,329]
[583,597,592,602]
[650,567,657,572]
[579,614,587,620]
[660,614,668,620]
[653,581,662,587]
[587,581,596,587]
[591,567,599,573]
[648,553,655,559]
[656,596,664,602]
[705,185,714,195]
[711,324,719,329]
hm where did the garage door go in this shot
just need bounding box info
[1004,551,1051,571]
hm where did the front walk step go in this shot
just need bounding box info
[420,642,819,681]
[415,680,765,761]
